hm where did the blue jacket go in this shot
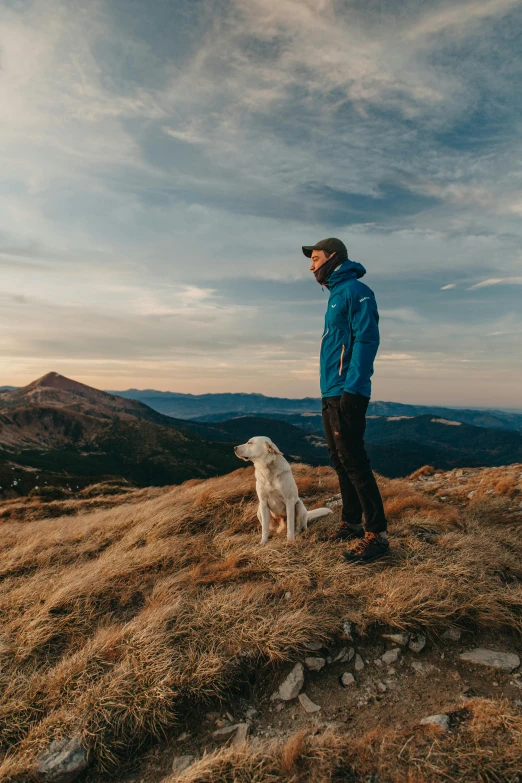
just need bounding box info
[320,258,380,399]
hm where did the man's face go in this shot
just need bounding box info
[309,249,333,272]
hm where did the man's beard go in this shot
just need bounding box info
[313,253,345,285]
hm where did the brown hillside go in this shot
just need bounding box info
[0,463,521,782]
[0,371,150,421]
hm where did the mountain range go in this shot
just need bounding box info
[106,389,522,433]
[1,372,521,498]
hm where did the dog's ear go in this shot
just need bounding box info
[265,440,283,455]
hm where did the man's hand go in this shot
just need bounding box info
[340,391,369,415]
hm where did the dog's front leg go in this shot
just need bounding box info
[259,501,271,545]
[286,501,296,541]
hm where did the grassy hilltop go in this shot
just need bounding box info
[0,462,521,782]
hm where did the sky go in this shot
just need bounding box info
[1,0,522,408]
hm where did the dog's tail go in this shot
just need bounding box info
[306,507,333,522]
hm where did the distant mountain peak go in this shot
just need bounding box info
[24,371,98,395]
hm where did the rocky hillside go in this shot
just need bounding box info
[0,372,239,495]
[0,461,521,782]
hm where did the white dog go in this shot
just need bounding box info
[234,435,333,544]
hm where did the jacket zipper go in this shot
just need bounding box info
[338,344,345,375]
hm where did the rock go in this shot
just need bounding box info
[442,628,462,641]
[411,661,435,674]
[35,736,88,783]
[298,693,321,713]
[213,724,242,740]
[382,633,410,646]
[333,647,355,664]
[409,633,427,653]
[305,657,326,671]
[341,672,355,687]
[420,714,450,731]
[271,663,305,701]
[341,621,353,640]
[381,648,400,665]
[245,707,258,719]
[459,648,520,672]
[231,723,250,747]
[304,641,324,651]
[172,755,194,775]
[376,681,387,693]
[354,654,364,672]
[284,591,292,600]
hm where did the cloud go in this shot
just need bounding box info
[405,0,522,40]
[1,0,522,406]
[379,308,423,323]
[468,277,522,289]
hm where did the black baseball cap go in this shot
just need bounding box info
[302,237,348,259]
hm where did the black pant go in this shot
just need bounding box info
[322,395,387,534]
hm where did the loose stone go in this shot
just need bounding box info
[298,693,322,713]
[382,633,410,645]
[172,756,194,774]
[341,672,356,687]
[420,714,450,731]
[459,648,520,672]
[35,736,89,783]
[271,663,305,701]
[231,723,250,747]
[213,724,241,740]
[333,647,355,664]
[305,657,326,671]
[381,648,400,665]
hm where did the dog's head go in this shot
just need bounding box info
[234,436,283,463]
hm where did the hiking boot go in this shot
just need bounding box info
[343,532,390,564]
[329,522,365,542]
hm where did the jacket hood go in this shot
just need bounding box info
[326,258,366,288]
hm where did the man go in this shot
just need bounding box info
[302,237,389,564]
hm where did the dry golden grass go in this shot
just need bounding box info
[0,463,521,781]
[163,698,522,783]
